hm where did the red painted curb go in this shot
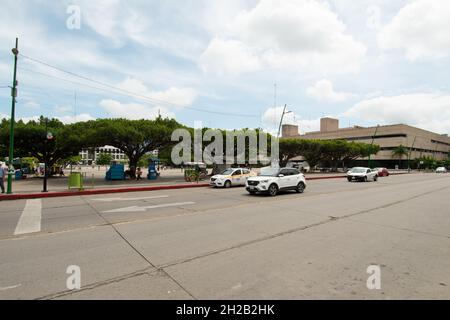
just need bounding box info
[0,183,210,201]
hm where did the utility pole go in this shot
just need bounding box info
[7,38,19,194]
[43,118,48,192]
[368,125,380,168]
[42,118,53,192]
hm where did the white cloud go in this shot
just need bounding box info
[200,38,261,77]
[24,101,41,109]
[345,93,450,133]
[306,79,355,102]
[262,106,321,134]
[117,77,197,108]
[200,0,366,76]
[54,105,73,113]
[378,0,450,61]
[99,99,175,120]
[59,113,95,124]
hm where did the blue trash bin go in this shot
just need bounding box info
[15,170,23,180]
[148,170,157,180]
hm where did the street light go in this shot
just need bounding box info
[42,118,53,193]
[7,38,19,194]
[277,104,293,138]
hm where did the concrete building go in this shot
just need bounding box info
[80,145,126,165]
[282,118,450,167]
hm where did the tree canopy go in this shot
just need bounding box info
[279,138,380,169]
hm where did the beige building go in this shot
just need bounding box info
[282,118,450,166]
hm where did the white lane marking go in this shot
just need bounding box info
[14,199,42,235]
[92,195,169,202]
[102,202,196,213]
[0,284,21,291]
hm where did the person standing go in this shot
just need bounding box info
[136,167,143,181]
[0,162,7,194]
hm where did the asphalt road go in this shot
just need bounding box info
[0,173,449,299]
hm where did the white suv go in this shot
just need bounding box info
[246,167,307,196]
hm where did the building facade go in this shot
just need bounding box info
[282,118,450,167]
[80,145,127,165]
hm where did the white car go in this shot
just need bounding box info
[436,167,448,173]
[210,168,255,188]
[347,167,378,182]
[246,167,307,196]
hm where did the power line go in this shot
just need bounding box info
[19,53,260,118]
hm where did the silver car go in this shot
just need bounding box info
[347,167,378,182]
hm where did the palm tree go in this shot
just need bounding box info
[391,145,408,169]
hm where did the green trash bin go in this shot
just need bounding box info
[68,172,84,190]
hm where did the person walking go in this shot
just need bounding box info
[136,167,143,181]
[0,162,7,194]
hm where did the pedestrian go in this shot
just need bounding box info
[0,162,7,194]
[136,167,142,180]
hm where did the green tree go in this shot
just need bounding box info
[0,117,88,175]
[391,145,408,169]
[96,153,113,166]
[90,117,184,175]
[279,138,379,170]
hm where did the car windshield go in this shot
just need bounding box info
[220,169,234,175]
[259,167,280,177]
[350,168,366,173]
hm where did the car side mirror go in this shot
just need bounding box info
[278,174,284,177]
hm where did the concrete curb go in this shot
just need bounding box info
[0,172,413,201]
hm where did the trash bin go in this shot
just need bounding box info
[147,159,159,180]
[68,172,83,190]
[106,164,125,180]
[15,170,23,180]
[148,170,158,180]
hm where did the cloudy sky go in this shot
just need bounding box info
[1,0,450,134]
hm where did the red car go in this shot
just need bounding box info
[376,167,390,177]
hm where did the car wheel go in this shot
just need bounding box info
[268,184,278,197]
[364,176,368,182]
[296,182,305,193]
[347,177,352,182]
[224,180,231,188]
[374,175,378,182]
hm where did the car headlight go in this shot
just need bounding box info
[260,180,269,183]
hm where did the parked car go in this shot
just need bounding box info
[375,167,390,177]
[347,167,378,182]
[210,168,255,188]
[435,167,448,173]
[245,167,307,196]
